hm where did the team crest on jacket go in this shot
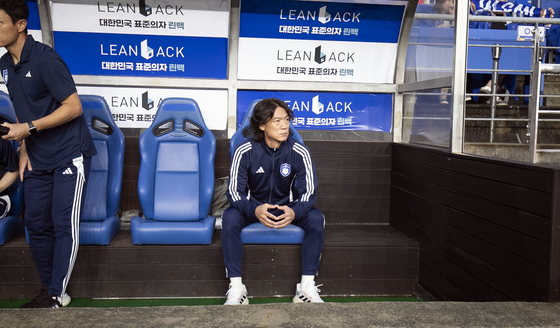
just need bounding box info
[2,70,7,84]
[280,163,291,177]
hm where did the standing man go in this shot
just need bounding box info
[222,98,325,305]
[0,0,96,308]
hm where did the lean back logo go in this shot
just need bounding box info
[280,163,291,177]
[142,91,153,110]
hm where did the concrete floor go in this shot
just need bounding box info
[3,301,560,328]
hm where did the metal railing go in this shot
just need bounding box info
[411,12,560,163]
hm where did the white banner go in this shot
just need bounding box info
[51,1,229,38]
[50,0,229,78]
[76,86,228,130]
[238,38,397,83]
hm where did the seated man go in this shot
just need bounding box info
[222,98,325,305]
[0,138,18,218]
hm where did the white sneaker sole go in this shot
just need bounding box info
[224,298,249,305]
[293,295,324,303]
[61,293,71,307]
[293,295,305,303]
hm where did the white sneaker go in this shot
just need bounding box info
[60,293,71,307]
[46,292,71,308]
[224,283,249,305]
[480,86,491,94]
[293,282,324,303]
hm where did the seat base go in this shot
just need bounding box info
[0,216,24,245]
[130,216,216,245]
[241,222,304,244]
[0,226,419,298]
[80,216,121,245]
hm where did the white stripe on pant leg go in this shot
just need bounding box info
[62,155,85,295]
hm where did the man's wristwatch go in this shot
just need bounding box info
[28,122,37,136]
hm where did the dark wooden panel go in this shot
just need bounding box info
[549,171,560,301]
[392,144,450,170]
[447,155,554,192]
[317,168,390,183]
[123,137,140,165]
[66,261,414,282]
[122,165,139,181]
[307,141,391,155]
[0,246,35,264]
[321,209,389,224]
[448,171,552,218]
[312,154,391,169]
[419,229,546,301]
[392,143,554,192]
[0,226,419,298]
[322,246,418,264]
[392,187,550,265]
[419,263,481,301]
[420,250,514,301]
[322,225,418,247]
[318,262,417,279]
[215,138,230,153]
[70,264,227,281]
[399,215,546,301]
[392,201,548,291]
[403,222,545,301]
[316,196,389,211]
[318,181,390,198]
[392,173,551,242]
[392,158,552,217]
[0,265,39,282]
[47,278,415,298]
[319,279,416,296]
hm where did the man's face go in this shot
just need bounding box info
[260,106,290,148]
[442,0,454,15]
[0,10,24,48]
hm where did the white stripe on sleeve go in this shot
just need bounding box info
[293,143,314,202]
[229,143,252,202]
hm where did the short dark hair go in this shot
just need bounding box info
[249,98,294,143]
[0,0,28,27]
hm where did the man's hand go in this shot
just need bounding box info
[18,142,31,181]
[2,122,29,142]
[274,205,295,229]
[255,203,279,228]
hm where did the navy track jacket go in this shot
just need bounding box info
[227,137,318,221]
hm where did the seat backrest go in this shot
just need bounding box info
[80,95,125,221]
[0,92,23,217]
[230,99,303,158]
[138,98,215,222]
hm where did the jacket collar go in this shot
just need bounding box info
[19,35,35,65]
[7,35,34,68]
[259,137,289,155]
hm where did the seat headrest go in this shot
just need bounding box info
[80,95,117,136]
[150,98,210,138]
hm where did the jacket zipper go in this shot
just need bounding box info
[268,148,276,203]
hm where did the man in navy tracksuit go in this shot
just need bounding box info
[222,98,325,305]
[0,0,96,308]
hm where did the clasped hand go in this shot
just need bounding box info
[255,203,295,229]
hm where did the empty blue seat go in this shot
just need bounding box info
[0,92,24,245]
[229,99,304,244]
[79,95,124,245]
[131,98,216,245]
